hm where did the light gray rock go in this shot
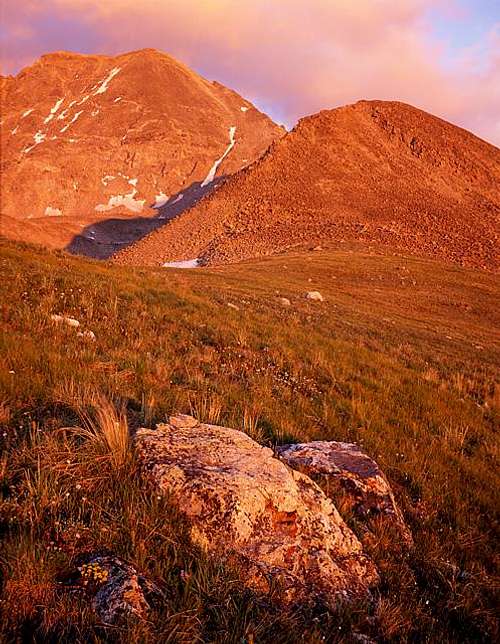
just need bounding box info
[305,291,324,301]
[50,313,80,327]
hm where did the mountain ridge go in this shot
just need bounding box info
[113,99,500,270]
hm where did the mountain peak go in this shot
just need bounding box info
[0,49,283,257]
[114,100,500,270]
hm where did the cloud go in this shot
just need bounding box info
[1,0,499,145]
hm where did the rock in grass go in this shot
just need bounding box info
[76,554,161,624]
[77,329,96,341]
[278,297,291,306]
[276,441,413,547]
[135,416,378,606]
[305,291,324,302]
[50,313,80,327]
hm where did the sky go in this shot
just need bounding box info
[1,1,499,145]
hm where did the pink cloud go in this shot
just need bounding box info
[1,1,499,145]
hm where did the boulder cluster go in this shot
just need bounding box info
[78,414,412,624]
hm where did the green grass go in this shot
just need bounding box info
[0,239,498,642]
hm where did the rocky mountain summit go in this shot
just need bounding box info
[0,49,283,257]
[115,100,500,270]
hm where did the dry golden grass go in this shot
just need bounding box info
[0,238,498,642]
[189,391,223,425]
[74,396,131,470]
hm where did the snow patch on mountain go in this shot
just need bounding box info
[44,98,64,124]
[201,126,237,187]
[240,106,249,112]
[24,130,46,153]
[60,111,83,133]
[163,258,200,269]
[95,185,145,213]
[153,192,169,208]
[21,109,33,118]
[45,206,62,217]
[94,67,121,95]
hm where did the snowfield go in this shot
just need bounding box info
[44,98,64,124]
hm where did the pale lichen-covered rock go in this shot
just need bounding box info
[135,415,378,606]
[78,554,161,624]
[305,290,324,301]
[276,441,412,547]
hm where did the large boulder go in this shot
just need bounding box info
[135,415,378,606]
[276,441,412,547]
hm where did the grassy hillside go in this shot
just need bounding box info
[0,239,498,642]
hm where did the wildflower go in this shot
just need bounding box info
[180,569,191,582]
[80,562,109,586]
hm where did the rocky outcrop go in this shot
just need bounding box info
[75,554,161,624]
[276,441,412,547]
[135,415,378,606]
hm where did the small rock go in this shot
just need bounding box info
[74,554,161,624]
[305,291,324,302]
[278,297,291,306]
[351,633,376,644]
[168,414,200,429]
[277,441,413,547]
[51,313,80,327]
[77,330,96,341]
